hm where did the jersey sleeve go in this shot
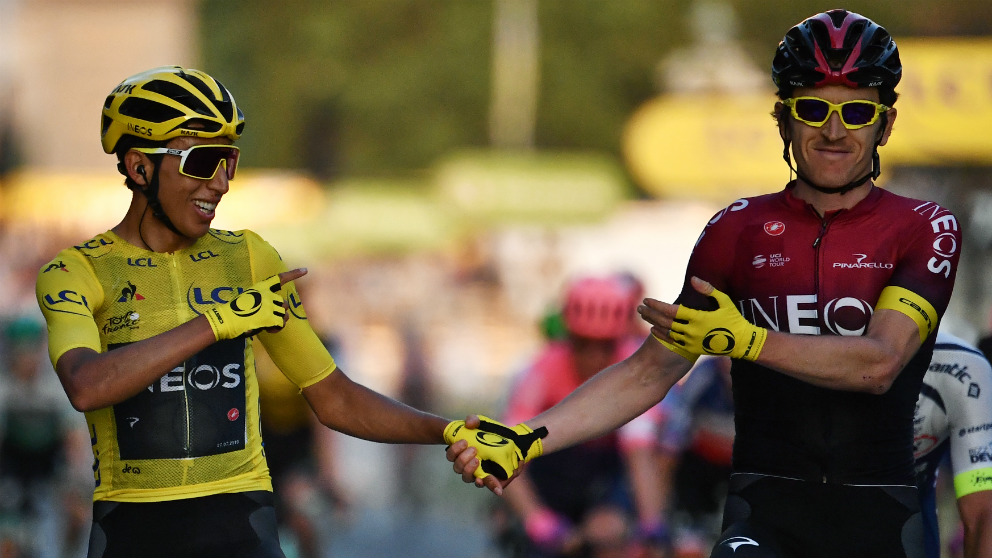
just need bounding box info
[676,200,747,310]
[35,249,106,367]
[882,205,961,331]
[247,232,336,389]
[946,347,992,498]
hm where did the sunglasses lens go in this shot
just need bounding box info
[184,146,239,179]
[841,102,877,126]
[794,98,829,123]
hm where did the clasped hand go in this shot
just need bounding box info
[444,415,547,495]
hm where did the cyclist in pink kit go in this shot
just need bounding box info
[445,10,960,558]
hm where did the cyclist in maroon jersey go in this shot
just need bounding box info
[445,10,961,558]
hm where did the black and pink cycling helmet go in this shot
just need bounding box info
[772,9,901,105]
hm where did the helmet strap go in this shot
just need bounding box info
[137,162,185,239]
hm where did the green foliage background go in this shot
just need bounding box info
[200,1,991,182]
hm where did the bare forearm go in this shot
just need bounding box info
[756,310,920,394]
[57,316,217,411]
[304,370,448,444]
[527,339,689,454]
[959,492,992,558]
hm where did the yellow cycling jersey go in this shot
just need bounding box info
[36,229,336,503]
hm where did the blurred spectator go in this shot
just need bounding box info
[395,322,438,510]
[0,314,90,558]
[624,356,734,558]
[256,337,349,558]
[495,275,657,558]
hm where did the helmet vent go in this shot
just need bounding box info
[182,118,223,134]
[144,79,215,117]
[118,97,184,123]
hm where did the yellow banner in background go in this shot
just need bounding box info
[886,38,992,164]
[623,92,783,202]
[623,38,992,201]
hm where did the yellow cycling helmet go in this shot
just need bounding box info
[101,66,245,154]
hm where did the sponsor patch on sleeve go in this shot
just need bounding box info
[875,286,937,343]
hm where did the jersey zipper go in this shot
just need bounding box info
[170,253,194,478]
[810,207,841,482]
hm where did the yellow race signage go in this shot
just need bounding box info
[623,38,992,201]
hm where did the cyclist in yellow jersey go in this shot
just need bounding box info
[35,66,494,558]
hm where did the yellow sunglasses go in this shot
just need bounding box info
[783,96,890,130]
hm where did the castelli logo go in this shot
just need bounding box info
[227,408,240,421]
[764,221,785,236]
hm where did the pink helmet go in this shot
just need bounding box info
[562,276,634,340]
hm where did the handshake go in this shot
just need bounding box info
[443,415,548,482]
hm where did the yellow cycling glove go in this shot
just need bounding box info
[668,286,767,361]
[204,275,287,341]
[444,415,548,481]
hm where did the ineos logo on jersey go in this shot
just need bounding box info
[702,328,736,355]
[737,294,871,336]
[914,201,959,278]
[147,363,242,393]
[933,233,958,260]
[475,432,511,448]
[708,199,749,225]
[229,290,263,317]
[823,297,873,336]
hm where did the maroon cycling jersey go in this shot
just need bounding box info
[677,183,961,485]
